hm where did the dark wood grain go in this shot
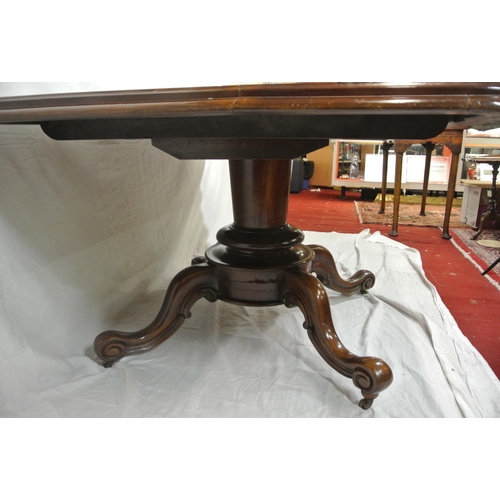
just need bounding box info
[2,83,499,159]
[283,268,393,409]
[1,82,499,126]
[309,244,375,294]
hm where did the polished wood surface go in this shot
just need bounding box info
[1,83,500,159]
[2,83,500,409]
[229,159,290,228]
[2,83,500,119]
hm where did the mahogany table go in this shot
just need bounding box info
[1,83,500,409]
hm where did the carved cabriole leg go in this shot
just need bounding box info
[283,268,393,408]
[472,200,494,240]
[94,263,219,367]
[308,244,375,295]
[94,156,393,408]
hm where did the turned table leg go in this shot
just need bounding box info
[441,151,461,239]
[389,145,405,237]
[378,141,393,215]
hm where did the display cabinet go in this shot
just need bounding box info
[307,140,378,188]
[460,134,500,226]
[307,139,458,193]
[461,134,500,181]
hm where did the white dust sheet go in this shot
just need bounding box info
[1,112,500,418]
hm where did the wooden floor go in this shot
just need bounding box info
[288,187,500,379]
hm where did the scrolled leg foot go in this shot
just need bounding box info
[308,245,375,294]
[94,263,219,366]
[283,268,392,407]
[358,397,375,410]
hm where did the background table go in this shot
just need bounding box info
[378,127,465,238]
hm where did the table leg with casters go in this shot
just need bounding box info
[94,158,394,408]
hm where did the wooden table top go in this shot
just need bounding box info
[1,83,500,159]
[467,155,500,163]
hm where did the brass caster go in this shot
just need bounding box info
[191,256,207,265]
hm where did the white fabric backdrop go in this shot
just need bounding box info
[1,83,499,417]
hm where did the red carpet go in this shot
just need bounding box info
[288,188,500,379]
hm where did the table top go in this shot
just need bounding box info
[461,180,495,187]
[1,83,500,159]
[467,155,500,163]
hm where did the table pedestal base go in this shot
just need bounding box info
[93,159,393,408]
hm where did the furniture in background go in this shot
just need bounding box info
[460,180,500,227]
[469,156,500,241]
[307,140,382,197]
[377,140,394,214]
[379,128,465,238]
[306,143,337,187]
[1,83,499,409]
[307,138,461,199]
[466,155,500,275]
[478,241,500,276]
